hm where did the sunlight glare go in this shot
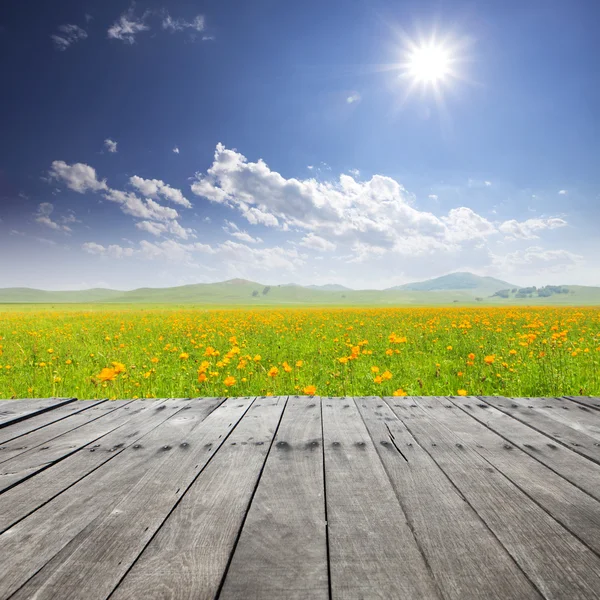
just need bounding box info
[407,44,451,84]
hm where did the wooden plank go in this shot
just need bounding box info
[413,397,600,557]
[0,400,135,492]
[4,397,255,600]
[67,397,285,600]
[564,396,600,412]
[0,398,76,428]
[355,396,540,600]
[450,397,600,503]
[0,400,107,445]
[220,396,328,600]
[0,399,192,532]
[321,397,440,600]
[386,397,600,600]
[0,400,118,464]
[480,396,600,465]
[499,397,600,441]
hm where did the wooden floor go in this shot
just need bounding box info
[1,396,600,599]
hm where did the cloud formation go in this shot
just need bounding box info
[104,139,118,153]
[51,24,87,51]
[107,10,150,44]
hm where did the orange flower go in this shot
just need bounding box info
[303,385,317,396]
[484,355,495,365]
[295,360,303,368]
[393,388,407,396]
[457,389,468,396]
[224,375,236,387]
[468,353,475,360]
[198,372,207,383]
[371,366,380,373]
[282,361,292,373]
[373,375,383,384]
[111,361,126,374]
[268,366,279,378]
[96,367,117,382]
[381,370,392,381]
[179,352,189,360]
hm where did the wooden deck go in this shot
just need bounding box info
[1,396,600,599]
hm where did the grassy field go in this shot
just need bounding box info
[1,305,599,399]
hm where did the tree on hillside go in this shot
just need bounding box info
[262,286,271,295]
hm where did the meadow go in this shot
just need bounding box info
[1,305,599,399]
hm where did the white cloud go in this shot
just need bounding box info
[485,181,492,187]
[107,10,149,44]
[498,217,567,240]
[104,189,180,222]
[130,176,192,208]
[82,242,134,258]
[428,194,438,200]
[49,161,108,193]
[34,203,72,233]
[173,146,180,154]
[51,24,87,51]
[135,220,193,239]
[299,233,336,252]
[348,168,360,177]
[104,138,118,153]
[223,220,262,243]
[492,246,583,275]
[346,93,361,104]
[558,189,568,195]
[162,14,205,33]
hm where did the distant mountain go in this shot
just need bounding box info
[307,284,353,292]
[1,273,599,305]
[389,272,515,294]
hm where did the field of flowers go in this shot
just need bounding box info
[1,306,599,399]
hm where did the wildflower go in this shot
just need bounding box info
[393,388,408,396]
[468,353,475,360]
[373,375,383,384]
[47,348,54,354]
[65,359,72,365]
[371,366,380,373]
[381,370,392,381]
[457,389,468,396]
[282,361,292,373]
[97,367,117,382]
[338,357,349,364]
[295,360,303,368]
[447,346,452,351]
[268,366,279,378]
[198,372,207,383]
[509,349,517,355]
[484,355,495,365]
[151,357,159,363]
[179,352,189,360]
[303,385,317,396]
[112,361,126,374]
[254,354,262,362]
[224,376,236,387]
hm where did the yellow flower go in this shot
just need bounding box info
[295,360,303,367]
[111,361,126,374]
[371,366,380,373]
[484,355,495,365]
[457,389,468,396]
[468,353,475,360]
[509,349,517,355]
[254,354,262,362]
[385,348,393,356]
[381,370,392,381]
[268,366,279,378]
[393,388,407,396]
[338,357,349,364]
[198,372,207,383]
[47,348,54,354]
[96,367,117,382]
[179,352,189,360]
[373,375,383,384]
[303,385,317,396]
[151,357,159,363]
[224,375,236,387]
[447,346,452,351]
[282,361,292,373]
[65,359,72,365]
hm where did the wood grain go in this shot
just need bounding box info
[356,396,540,600]
[322,397,440,600]
[109,397,286,600]
[0,398,76,428]
[220,396,328,600]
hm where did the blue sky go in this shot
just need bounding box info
[1,0,599,290]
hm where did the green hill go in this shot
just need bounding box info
[1,274,600,306]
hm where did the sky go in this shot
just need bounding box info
[1,0,599,291]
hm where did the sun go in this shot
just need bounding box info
[406,44,452,84]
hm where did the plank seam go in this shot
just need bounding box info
[384,397,546,600]
[214,396,290,599]
[320,397,333,600]
[0,398,77,429]
[105,397,258,600]
[0,400,109,446]
[354,397,446,600]
[478,396,600,467]
[562,396,600,412]
[447,396,600,504]
[0,398,195,534]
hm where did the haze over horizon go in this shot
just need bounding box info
[1,0,599,291]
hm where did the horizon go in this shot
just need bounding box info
[1,1,599,290]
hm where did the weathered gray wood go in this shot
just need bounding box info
[564,396,600,411]
[0,400,107,445]
[7,397,258,600]
[107,397,287,600]
[356,396,540,600]
[480,396,600,465]
[0,400,121,465]
[0,400,135,492]
[386,397,600,600]
[0,398,76,428]
[0,399,179,532]
[220,396,328,600]
[414,397,600,557]
[499,397,600,441]
[0,398,225,599]
[451,397,600,503]
[322,397,440,600]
